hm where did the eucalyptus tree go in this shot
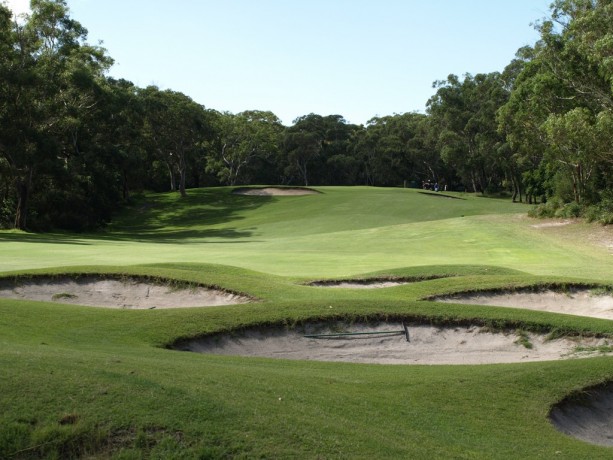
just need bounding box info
[499,0,613,206]
[281,114,359,186]
[350,113,434,187]
[282,114,326,186]
[315,115,359,185]
[205,110,283,186]
[141,86,213,197]
[100,78,146,201]
[0,0,112,229]
[427,72,509,194]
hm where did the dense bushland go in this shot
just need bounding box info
[2,0,612,230]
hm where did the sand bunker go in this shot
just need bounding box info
[0,276,251,309]
[550,383,613,447]
[435,289,613,320]
[310,280,410,289]
[309,276,448,289]
[232,187,318,196]
[179,322,612,365]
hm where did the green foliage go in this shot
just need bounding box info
[428,72,509,193]
[205,111,283,186]
[3,0,613,232]
[556,201,583,218]
[498,0,613,212]
[585,191,613,224]
[528,198,561,218]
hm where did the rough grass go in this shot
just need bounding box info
[2,186,613,458]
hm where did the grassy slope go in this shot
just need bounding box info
[1,186,612,279]
[1,186,613,458]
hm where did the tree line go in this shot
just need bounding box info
[1,0,612,231]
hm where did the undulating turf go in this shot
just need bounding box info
[1,186,613,458]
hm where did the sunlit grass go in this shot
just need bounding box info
[2,186,613,458]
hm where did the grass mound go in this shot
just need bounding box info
[2,186,613,457]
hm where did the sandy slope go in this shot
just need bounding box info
[181,322,612,365]
[0,276,250,309]
[436,289,613,320]
[550,384,613,447]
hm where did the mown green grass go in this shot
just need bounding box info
[1,187,610,279]
[2,186,613,458]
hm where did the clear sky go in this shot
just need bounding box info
[5,0,552,126]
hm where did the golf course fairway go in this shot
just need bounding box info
[2,186,613,458]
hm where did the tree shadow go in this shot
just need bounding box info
[0,188,276,245]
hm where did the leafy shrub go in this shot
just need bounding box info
[585,192,613,225]
[528,197,564,218]
[555,201,582,218]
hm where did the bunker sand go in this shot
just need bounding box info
[550,383,613,447]
[232,187,319,196]
[0,276,251,309]
[310,280,410,289]
[436,289,613,320]
[181,323,612,365]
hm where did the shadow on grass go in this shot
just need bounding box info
[0,188,274,245]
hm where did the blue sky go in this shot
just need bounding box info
[5,0,552,125]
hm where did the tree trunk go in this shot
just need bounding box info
[178,152,187,197]
[167,162,176,192]
[122,169,130,201]
[14,170,32,230]
[470,171,478,193]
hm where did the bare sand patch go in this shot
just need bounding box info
[435,289,613,320]
[530,219,574,229]
[0,276,251,309]
[550,383,613,447]
[232,187,318,196]
[179,322,612,365]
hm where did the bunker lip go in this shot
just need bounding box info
[550,381,613,447]
[174,321,613,365]
[430,286,613,320]
[232,187,320,196]
[308,275,450,289]
[0,275,253,309]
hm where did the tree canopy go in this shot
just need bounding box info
[1,0,612,230]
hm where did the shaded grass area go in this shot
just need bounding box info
[107,186,525,239]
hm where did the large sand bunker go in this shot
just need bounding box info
[435,288,613,320]
[550,383,613,447]
[178,322,612,365]
[0,276,251,309]
[232,187,319,196]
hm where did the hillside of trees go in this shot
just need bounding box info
[1,0,612,231]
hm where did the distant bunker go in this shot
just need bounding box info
[232,187,319,196]
[433,287,613,321]
[310,280,411,289]
[0,276,251,309]
[308,275,450,289]
[550,382,613,447]
[177,322,612,365]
